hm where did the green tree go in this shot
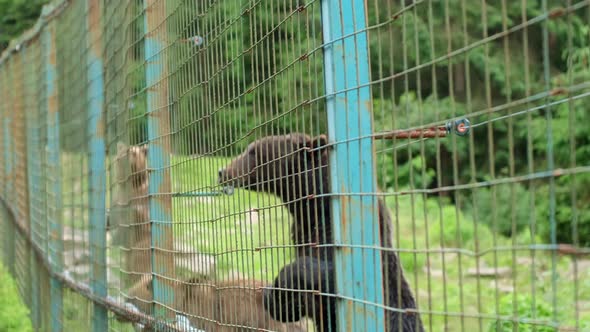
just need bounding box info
[0,0,49,52]
[368,0,590,246]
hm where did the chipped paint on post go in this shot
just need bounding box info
[23,43,42,330]
[12,51,29,231]
[2,57,17,273]
[143,0,175,321]
[2,59,14,203]
[0,65,5,197]
[321,0,385,331]
[3,111,12,196]
[86,0,108,330]
[42,20,63,332]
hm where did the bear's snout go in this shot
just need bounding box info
[218,164,253,189]
[218,168,230,184]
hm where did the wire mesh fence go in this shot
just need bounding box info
[0,0,588,331]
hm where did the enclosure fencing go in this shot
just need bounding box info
[0,0,589,331]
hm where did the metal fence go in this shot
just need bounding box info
[0,0,589,331]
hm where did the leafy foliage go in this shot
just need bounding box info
[487,294,555,332]
[370,1,590,247]
[0,0,48,51]
[467,183,534,237]
[0,262,33,332]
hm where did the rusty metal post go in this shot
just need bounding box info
[1,58,17,275]
[321,0,386,331]
[86,0,108,330]
[42,16,64,332]
[2,59,14,216]
[24,41,42,330]
[12,42,35,325]
[143,0,175,323]
[0,63,3,198]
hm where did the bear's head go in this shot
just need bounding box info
[128,144,148,189]
[115,142,148,191]
[110,143,149,232]
[218,133,328,197]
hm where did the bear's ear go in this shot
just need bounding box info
[304,134,328,157]
[140,144,148,156]
[310,134,328,150]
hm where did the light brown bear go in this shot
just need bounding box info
[110,142,152,300]
[125,274,308,332]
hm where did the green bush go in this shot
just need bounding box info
[467,183,534,237]
[428,203,476,248]
[0,262,33,332]
[488,294,555,332]
[527,85,590,247]
[397,233,427,274]
[536,174,590,248]
[377,153,436,192]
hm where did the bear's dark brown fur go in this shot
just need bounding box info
[219,133,424,332]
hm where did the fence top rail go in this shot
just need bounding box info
[0,0,70,65]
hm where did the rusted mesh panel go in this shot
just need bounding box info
[0,1,587,331]
[2,59,13,196]
[14,230,31,303]
[12,53,30,233]
[0,64,5,201]
[56,0,90,287]
[366,1,590,331]
[26,40,48,254]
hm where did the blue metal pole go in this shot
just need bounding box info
[1,60,16,274]
[321,1,386,331]
[2,64,13,204]
[0,65,4,198]
[42,18,63,332]
[86,0,108,330]
[143,0,175,322]
[23,42,42,330]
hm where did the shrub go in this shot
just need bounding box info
[377,153,436,192]
[487,294,555,332]
[0,262,33,332]
[537,173,590,248]
[467,183,534,237]
[428,203,475,248]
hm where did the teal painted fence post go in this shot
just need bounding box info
[143,0,175,323]
[86,0,108,330]
[321,1,386,331]
[2,59,16,275]
[23,42,42,331]
[0,64,4,200]
[42,16,63,332]
[2,63,13,211]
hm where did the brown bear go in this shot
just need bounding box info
[219,133,424,332]
[124,274,308,332]
[110,142,152,295]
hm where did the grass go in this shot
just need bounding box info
[388,194,590,331]
[170,155,294,282]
